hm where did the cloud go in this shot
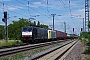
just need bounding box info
[30,2,46,8]
[0,5,22,11]
[89,8,90,18]
[7,6,22,10]
[30,0,82,11]
[30,0,62,10]
[71,9,85,18]
[0,0,10,1]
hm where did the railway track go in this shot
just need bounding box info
[30,40,77,60]
[0,40,67,57]
[0,43,27,49]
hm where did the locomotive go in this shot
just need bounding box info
[21,26,76,43]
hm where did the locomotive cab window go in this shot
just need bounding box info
[22,27,32,32]
[28,28,32,31]
[22,27,27,32]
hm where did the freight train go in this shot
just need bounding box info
[21,26,77,43]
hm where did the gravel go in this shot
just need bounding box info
[0,41,66,60]
[63,40,86,60]
[1,40,87,60]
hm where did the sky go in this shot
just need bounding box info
[0,0,90,35]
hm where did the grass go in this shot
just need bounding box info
[0,40,23,46]
[31,47,45,55]
[0,47,46,60]
[86,55,90,60]
[85,57,90,60]
[0,58,8,60]
[0,53,25,60]
[52,43,62,46]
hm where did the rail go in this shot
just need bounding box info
[30,40,77,60]
[0,40,66,57]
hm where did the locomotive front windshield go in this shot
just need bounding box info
[22,27,32,32]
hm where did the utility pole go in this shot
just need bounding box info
[73,28,74,34]
[2,11,8,42]
[64,21,66,33]
[82,18,84,32]
[51,14,56,30]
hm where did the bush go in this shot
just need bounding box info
[0,40,23,46]
[84,46,90,54]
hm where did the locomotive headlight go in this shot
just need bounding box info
[22,31,32,37]
[29,32,32,35]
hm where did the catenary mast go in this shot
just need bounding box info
[85,0,89,31]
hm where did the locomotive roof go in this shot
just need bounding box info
[22,26,46,29]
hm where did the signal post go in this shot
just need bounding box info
[2,11,8,42]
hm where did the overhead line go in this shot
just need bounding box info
[23,0,51,16]
[59,0,78,33]
[16,0,51,19]
[59,0,75,24]
[0,2,31,18]
[59,0,70,16]
[69,0,72,15]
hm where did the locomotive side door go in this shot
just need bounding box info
[33,28,37,40]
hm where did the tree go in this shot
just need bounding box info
[0,25,5,39]
[33,21,36,26]
[37,21,48,28]
[37,21,40,26]
[88,21,90,28]
[8,18,30,40]
[84,21,90,54]
[40,24,48,28]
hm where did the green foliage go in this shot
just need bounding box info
[40,24,48,28]
[33,21,36,26]
[37,21,40,26]
[84,46,90,54]
[0,53,25,60]
[0,25,5,39]
[86,21,90,54]
[80,32,88,39]
[33,21,48,28]
[88,21,90,28]
[1,18,48,40]
[0,40,22,46]
[8,18,30,40]
[80,21,90,54]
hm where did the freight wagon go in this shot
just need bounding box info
[56,30,67,40]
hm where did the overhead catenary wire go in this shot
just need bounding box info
[2,1,35,18]
[68,0,82,34]
[47,0,50,13]
[58,0,77,33]
[16,0,51,19]
[0,0,82,34]
[17,0,51,24]
[59,0,71,16]
[69,0,72,16]
[23,0,51,16]
[0,2,29,18]
[0,1,49,26]
[3,2,4,11]
[0,0,51,20]
[58,0,72,19]
[28,1,29,11]
[59,0,74,22]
